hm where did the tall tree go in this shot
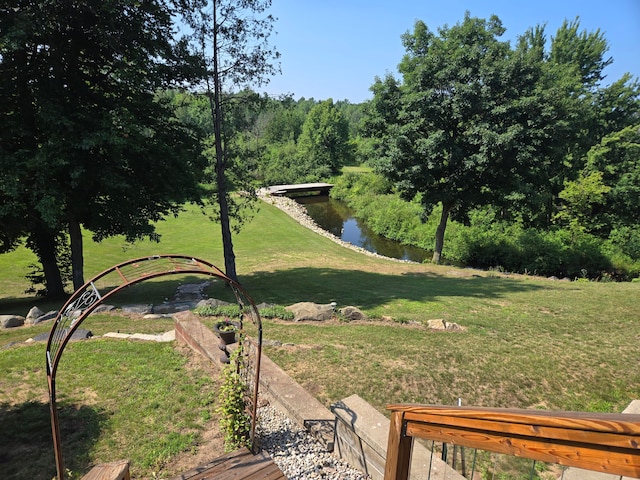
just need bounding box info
[296,99,354,180]
[0,0,205,297]
[366,14,564,263]
[181,0,279,282]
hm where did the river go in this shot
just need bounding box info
[295,195,432,263]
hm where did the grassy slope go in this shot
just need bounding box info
[1,199,639,477]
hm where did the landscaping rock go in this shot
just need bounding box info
[339,306,367,321]
[174,281,209,302]
[25,306,44,324]
[32,328,93,342]
[286,302,335,322]
[195,298,231,309]
[121,304,153,315]
[93,304,115,313]
[1,315,25,329]
[32,310,58,325]
[427,319,463,331]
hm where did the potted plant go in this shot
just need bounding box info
[213,318,240,345]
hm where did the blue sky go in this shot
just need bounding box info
[262,0,640,103]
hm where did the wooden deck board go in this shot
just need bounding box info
[171,447,286,480]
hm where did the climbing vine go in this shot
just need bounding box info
[216,341,252,452]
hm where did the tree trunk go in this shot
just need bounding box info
[31,224,66,299]
[209,0,238,283]
[68,217,85,290]
[432,201,454,264]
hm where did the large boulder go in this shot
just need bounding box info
[286,302,335,322]
[1,315,25,329]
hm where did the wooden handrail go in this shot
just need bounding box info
[384,404,640,480]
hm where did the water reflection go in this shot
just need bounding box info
[296,196,431,263]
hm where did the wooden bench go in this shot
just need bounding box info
[81,460,130,480]
[171,447,286,480]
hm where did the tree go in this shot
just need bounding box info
[366,14,563,263]
[583,124,640,235]
[0,0,205,297]
[181,0,280,282]
[297,99,353,181]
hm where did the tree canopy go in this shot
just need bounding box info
[0,0,205,296]
[364,13,628,263]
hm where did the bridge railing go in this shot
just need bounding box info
[384,404,640,480]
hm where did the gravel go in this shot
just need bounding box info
[257,405,371,479]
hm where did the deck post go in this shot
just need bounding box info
[384,411,412,480]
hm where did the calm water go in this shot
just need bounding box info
[296,196,431,262]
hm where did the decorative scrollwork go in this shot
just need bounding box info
[48,283,101,366]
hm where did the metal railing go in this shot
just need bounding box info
[384,404,640,480]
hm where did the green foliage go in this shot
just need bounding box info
[0,0,206,296]
[258,305,294,320]
[554,171,611,234]
[297,99,354,179]
[216,345,252,452]
[194,303,294,320]
[447,215,615,279]
[583,124,640,235]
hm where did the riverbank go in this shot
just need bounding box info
[258,190,416,264]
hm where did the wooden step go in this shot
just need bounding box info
[171,447,286,480]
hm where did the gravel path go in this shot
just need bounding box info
[257,405,371,479]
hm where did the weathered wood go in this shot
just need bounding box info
[81,460,130,480]
[171,447,286,480]
[384,404,640,480]
[383,411,413,480]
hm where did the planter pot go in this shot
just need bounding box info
[213,321,240,345]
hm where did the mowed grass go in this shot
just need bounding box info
[1,199,640,477]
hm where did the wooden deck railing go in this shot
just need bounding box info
[384,404,640,480]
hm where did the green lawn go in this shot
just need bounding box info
[1,199,639,478]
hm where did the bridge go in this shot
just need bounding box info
[264,182,333,196]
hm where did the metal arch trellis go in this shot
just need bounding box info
[45,255,263,480]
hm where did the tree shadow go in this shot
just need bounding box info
[0,400,107,479]
[241,267,546,309]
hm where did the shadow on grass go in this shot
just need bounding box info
[0,400,106,479]
[0,273,238,317]
[241,267,546,308]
